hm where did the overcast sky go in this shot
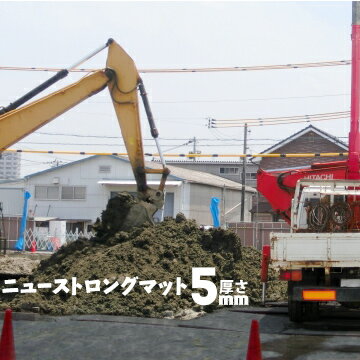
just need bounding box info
[0,1,354,176]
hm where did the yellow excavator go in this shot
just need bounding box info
[0,39,169,229]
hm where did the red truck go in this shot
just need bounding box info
[258,2,360,322]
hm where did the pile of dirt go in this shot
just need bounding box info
[1,195,286,317]
[0,256,40,275]
[92,192,138,235]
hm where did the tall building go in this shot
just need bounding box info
[0,152,21,179]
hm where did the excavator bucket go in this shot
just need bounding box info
[122,187,165,230]
[122,199,159,231]
[94,191,164,237]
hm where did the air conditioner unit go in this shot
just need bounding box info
[53,177,60,184]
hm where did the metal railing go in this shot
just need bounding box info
[228,221,290,250]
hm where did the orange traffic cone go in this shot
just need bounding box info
[246,320,262,360]
[0,309,16,360]
[30,241,36,253]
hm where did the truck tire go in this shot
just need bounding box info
[288,281,320,322]
[304,301,319,321]
[288,282,304,322]
[288,298,304,322]
[288,298,319,322]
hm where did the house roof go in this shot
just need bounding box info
[23,156,100,180]
[14,155,256,192]
[146,160,256,192]
[260,125,348,154]
[153,160,258,166]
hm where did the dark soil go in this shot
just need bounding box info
[0,194,286,318]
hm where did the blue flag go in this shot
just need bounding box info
[210,197,220,227]
[15,191,31,251]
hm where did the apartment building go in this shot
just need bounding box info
[0,152,21,179]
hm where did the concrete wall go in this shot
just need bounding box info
[187,183,252,225]
[24,157,113,221]
[0,156,253,226]
[0,187,24,216]
[23,156,184,222]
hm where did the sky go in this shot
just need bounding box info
[0,1,354,176]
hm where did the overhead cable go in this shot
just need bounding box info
[210,111,350,128]
[4,149,349,158]
[0,60,351,74]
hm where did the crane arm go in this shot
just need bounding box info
[257,162,348,223]
[258,3,360,223]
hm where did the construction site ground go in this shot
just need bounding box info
[5,304,360,360]
[1,213,359,359]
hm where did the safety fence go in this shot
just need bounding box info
[0,216,290,252]
[0,217,94,252]
[227,222,290,250]
[22,228,95,252]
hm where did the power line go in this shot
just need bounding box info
[212,111,349,122]
[210,111,350,128]
[151,93,350,104]
[0,60,351,74]
[212,116,349,128]
[19,141,342,147]
[4,148,349,158]
[0,93,350,105]
[31,131,348,142]
[33,132,200,141]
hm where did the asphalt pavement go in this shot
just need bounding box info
[4,305,360,360]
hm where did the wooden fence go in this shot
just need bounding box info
[0,217,35,250]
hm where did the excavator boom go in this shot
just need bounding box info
[0,70,111,150]
[0,39,169,229]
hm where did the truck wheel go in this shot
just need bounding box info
[288,299,319,322]
[288,299,304,322]
[304,301,319,321]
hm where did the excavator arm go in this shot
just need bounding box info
[0,39,169,228]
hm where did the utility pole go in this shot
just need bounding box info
[240,123,248,221]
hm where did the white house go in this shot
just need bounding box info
[0,155,256,232]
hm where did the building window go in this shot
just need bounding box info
[35,186,60,200]
[219,167,239,175]
[246,173,257,180]
[61,186,86,200]
[66,221,85,232]
[99,165,111,174]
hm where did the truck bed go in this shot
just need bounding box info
[270,232,360,269]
